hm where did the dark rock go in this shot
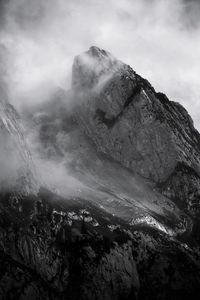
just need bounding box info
[1,191,200,300]
[157,162,200,215]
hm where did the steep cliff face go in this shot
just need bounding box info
[157,162,200,214]
[0,97,37,194]
[1,46,200,299]
[0,45,37,195]
[72,46,200,213]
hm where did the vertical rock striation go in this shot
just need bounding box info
[72,46,200,213]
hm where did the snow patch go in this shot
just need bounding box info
[130,215,175,236]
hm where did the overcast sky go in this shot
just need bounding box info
[0,0,200,129]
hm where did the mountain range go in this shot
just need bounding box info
[0,46,200,299]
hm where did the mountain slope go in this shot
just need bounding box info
[72,46,200,216]
[31,89,191,238]
[1,188,200,300]
[1,46,200,299]
[0,96,37,194]
[0,46,37,195]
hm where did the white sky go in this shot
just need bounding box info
[1,0,200,129]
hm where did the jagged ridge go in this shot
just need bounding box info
[72,46,200,215]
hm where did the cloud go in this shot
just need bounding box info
[25,116,88,197]
[0,0,200,129]
[34,156,86,197]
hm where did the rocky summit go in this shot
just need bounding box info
[72,47,200,182]
[72,46,200,215]
[1,47,200,300]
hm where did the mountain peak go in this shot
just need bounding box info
[72,46,122,89]
[72,47,200,185]
[87,46,112,59]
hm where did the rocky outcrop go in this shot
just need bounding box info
[72,46,200,213]
[0,190,141,299]
[0,251,51,300]
[72,47,200,181]
[157,162,200,214]
[1,190,200,300]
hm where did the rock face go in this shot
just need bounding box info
[157,162,200,214]
[0,190,141,300]
[0,46,37,195]
[72,46,123,90]
[0,97,37,194]
[1,46,200,299]
[72,46,200,182]
[72,46,200,214]
[1,190,200,300]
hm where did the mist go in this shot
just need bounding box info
[0,0,199,128]
[1,0,200,197]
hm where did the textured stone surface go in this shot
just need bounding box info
[1,46,200,299]
[0,252,50,300]
[157,162,200,214]
[1,190,200,300]
[0,98,37,194]
[0,46,37,194]
[72,46,200,184]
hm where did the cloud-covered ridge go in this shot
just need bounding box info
[0,0,200,129]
